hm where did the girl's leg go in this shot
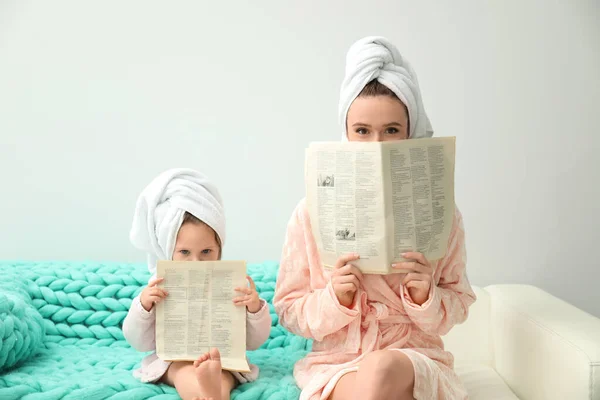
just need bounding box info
[192,372,235,400]
[162,348,227,400]
[219,370,236,400]
[329,350,415,400]
[162,361,205,400]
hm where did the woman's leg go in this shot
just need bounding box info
[328,372,357,400]
[329,350,415,400]
[161,348,226,400]
[354,350,414,400]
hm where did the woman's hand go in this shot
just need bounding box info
[392,252,433,306]
[140,277,169,311]
[331,253,363,308]
[234,276,261,313]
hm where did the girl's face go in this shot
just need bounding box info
[346,95,409,142]
[172,222,221,261]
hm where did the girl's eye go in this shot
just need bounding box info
[386,127,399,134]
[179,250,190,255]
[201,249,212,255]
[356,128,368,135]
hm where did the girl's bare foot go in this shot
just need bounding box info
[193,348,222,400]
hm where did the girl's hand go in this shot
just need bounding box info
[392,252,433,306]
[234,276,261,313]
[331,253,363,308]
[140,277,169,311]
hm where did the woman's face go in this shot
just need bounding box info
[346,95,409,142]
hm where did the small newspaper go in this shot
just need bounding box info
[155,260,251,373]
[305,137,455,274]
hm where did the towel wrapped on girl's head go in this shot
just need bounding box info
[129,168,226,275]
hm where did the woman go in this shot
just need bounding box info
[273,36,476,400]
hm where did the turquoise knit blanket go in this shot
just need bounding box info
[0,261,310,399]
[0,272,45,371]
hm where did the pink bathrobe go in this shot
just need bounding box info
[123,284,272,384]
[273,199,476,400]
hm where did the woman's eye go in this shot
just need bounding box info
[201,249,212,255]
[386,127,399,134]
[179,250,190,255]
[356,128,368,135]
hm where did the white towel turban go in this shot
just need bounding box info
[129,168,226,275]
[339,36,434,140]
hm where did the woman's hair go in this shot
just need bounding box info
[357,79,410,135]
[182,211,222,258]
[358,79,397,98]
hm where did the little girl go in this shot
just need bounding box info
[274,37,477,400]
[123,168,271,400]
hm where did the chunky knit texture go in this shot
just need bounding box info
[0,271,45,372]
[0,261,310,399]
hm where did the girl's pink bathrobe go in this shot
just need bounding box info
[274,199,476,400]
[123,284,272,383]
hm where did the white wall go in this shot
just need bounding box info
[1,1,598,316]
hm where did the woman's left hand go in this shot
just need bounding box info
[392,252,433,306]
[234,275,261,313]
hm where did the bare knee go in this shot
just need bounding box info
[360,351,414,391]
[329,372,357,400]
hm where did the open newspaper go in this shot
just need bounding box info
[305,137,455,274]
[155,260,251,373]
